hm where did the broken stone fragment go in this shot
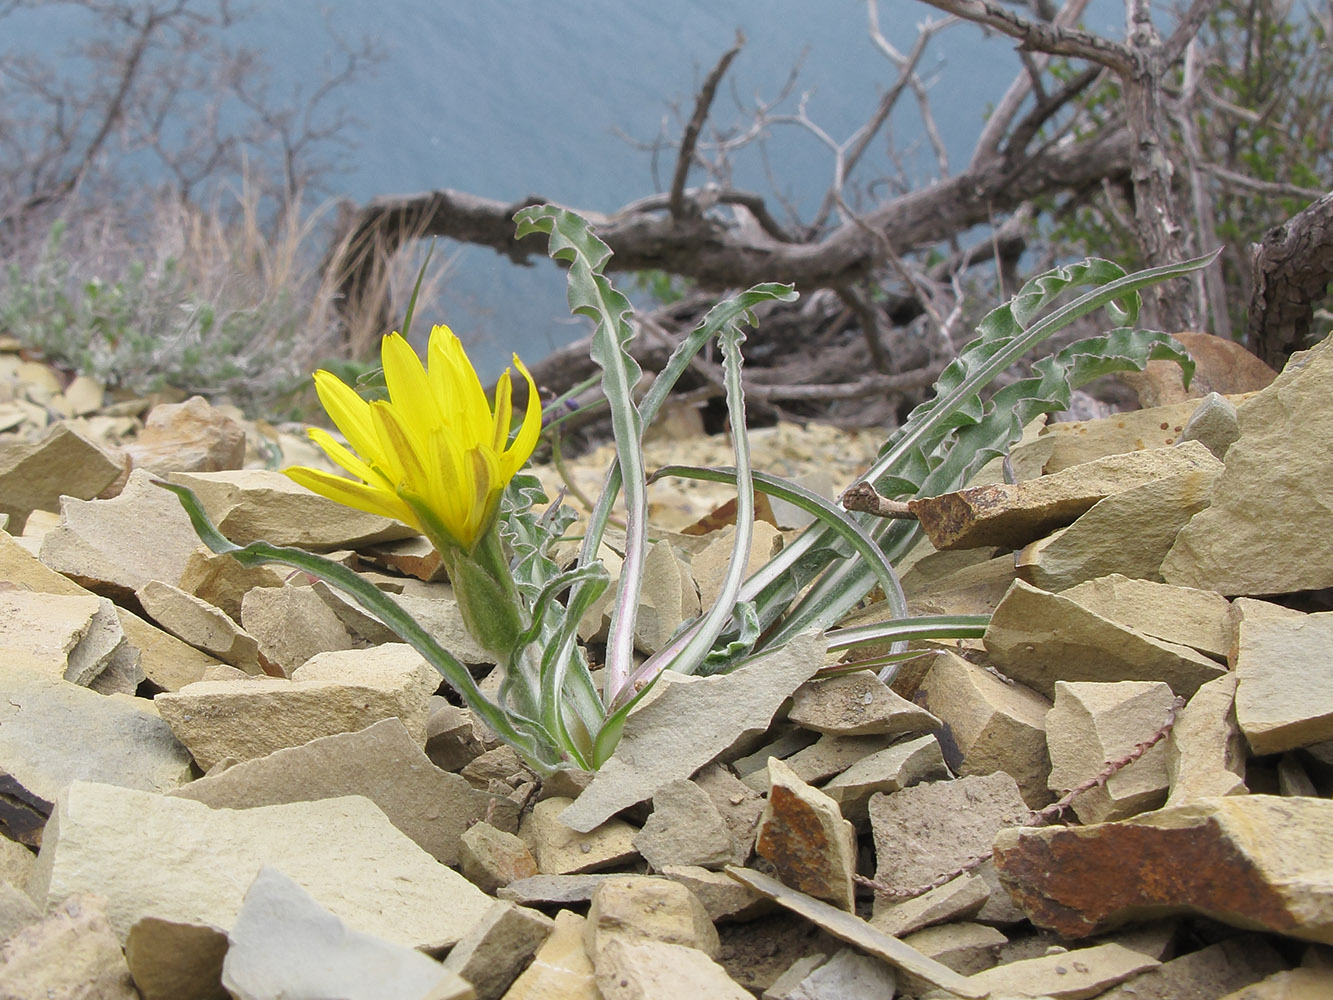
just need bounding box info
[502,909,600,1000]
[689,520,782,609]
[900,921,1006,981]
[1036,397,1225,474]
[1234,610,1333,755]
[221,866,473,1000]
[239,582,356,676]
[915,649,1052,808]
[460,821,539,895]
[28,782,494,951]
[0,589,142,693]
[38,468,206,600]
[520,796,639,876]
[177,546,286,622]
[1161,332,1333,595]
[0,893,138,1000]
[153,643,439,770]
[869,872,989,938]
[558,631,826,833]
[1059,574,1233,660]
[168,718,515,866]
[0,667,194,845]
[136,579,270,674]
[769,947,897,1000]
[1045,680,1176,824]
[442,899,554,1000]
[993,794,1333,944]
[1014,454,1222,591]
[1095,935,1286,1000]
[1118,331,1276,409]
[1165,672,1247,807]
[632,537,701,655]
[787,669,940,737]
[594,937,752,1000]
[659,865,771,923]
[0,423,121,534]
[169,468,419,549]
[123,916,229,1000]
[820,734,950,824]
[909,441,1219,551]
[633,778,740,870]
[984,579,1227,698]
[584,875,719,958]
[771,733,899,786]
[755,757,858,912]
[955,941,1160,999]
[121,395,246,476]
[1177,390,1242,459]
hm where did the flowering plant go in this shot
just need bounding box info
[162,206,1214,775]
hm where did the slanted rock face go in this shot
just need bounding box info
[1161,332,1333,595]
[1233,610,1333,756]
[755,757,857,912]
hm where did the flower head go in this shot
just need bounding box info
[285,324,541,553]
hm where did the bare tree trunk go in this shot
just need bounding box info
[1248,190,1333,367]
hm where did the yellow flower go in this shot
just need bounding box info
[285,324,542,553]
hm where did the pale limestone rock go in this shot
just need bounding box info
[460,744,532,788]
[1219,969,1333,999]
[0,832,35,887]
[123,395,246,476]
[594,937,752,1000]
[723,867,985,997]
[442,900,553,1000]
[868,872,989,938]
[787,669,940,737]
[820,734,950,824]
[0,589,142,693]
[60,374,106,416]
[503,909,601,1000]
[585,876,719,958]
[1038,397,1223,473]
[425,700,487,772]
[360,534,447,581]
[0,528,219,689]
[559,631,826,833]
[634,779,739,870]
[733,728,821,785]
[1014,456,1222,591]
[168,718,515,866]
[984,579,1226,698]
[154,643,439,770]
[39,468,204,598]
[123,916,229,1000]
[901,921,1006,979]
[993,794,1333,945]
[459,821,538,894]
[521,797,638,875]
[137,579,269,674]
[1060,574,1233,660]
[1117,332,1275,408]
[1095,935,1286,1000]
[955,942,1160,999]
[868,772,1028,915]
[28,783,494,950]
[178,546,286,621]
[909,442,1219,551]
[499,874,618,907]
[240,582,355,676]
[0,667,193,845]
[169,468,417,549]
[0,880,41,941]
[1165,672,1247,807]
[1234,610,1333,755]
[775,947,897,1000]
[0,893,138,1000]
[763,954,829,1000]
[1162,334,1333,594]
[690,520,783,609]
[774,733,898,785]
[0,423,121,533]
[693,763,765,860]
[659,865,770,923]
[1046,680,1176,824]
[756,757,857,912]
[1177,390,1241,459]
[221,866,473,1000]
[915,649,1052,807]
[633,538,701,654]
[904,552,1019,618]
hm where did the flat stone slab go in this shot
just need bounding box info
[909,442,1219,551]
[559,631,826,833]
[993,794,1333,945]
[0,668,194,844]
[0,423,121,533]
[984,579,1227,698]
[1234,611,1333,755]
[1059,574,1233,660]
[1162,333,1333,595]
[28,782,494,951]
[168,717,517,866]
[787,670,940,737]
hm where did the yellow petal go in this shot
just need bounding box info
[502,354,542,478]
[369,399,428,489]
[381,333,442,431]
[491,370,514,453]
[312,370,383,462]
[284,466,415,527]
[428,326,491,445]
[307,427,394,491]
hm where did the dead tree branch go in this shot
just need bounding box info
[1248,190,1333,368]
[669,32,744,220]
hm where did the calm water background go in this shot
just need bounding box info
[6,1,1124,377]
